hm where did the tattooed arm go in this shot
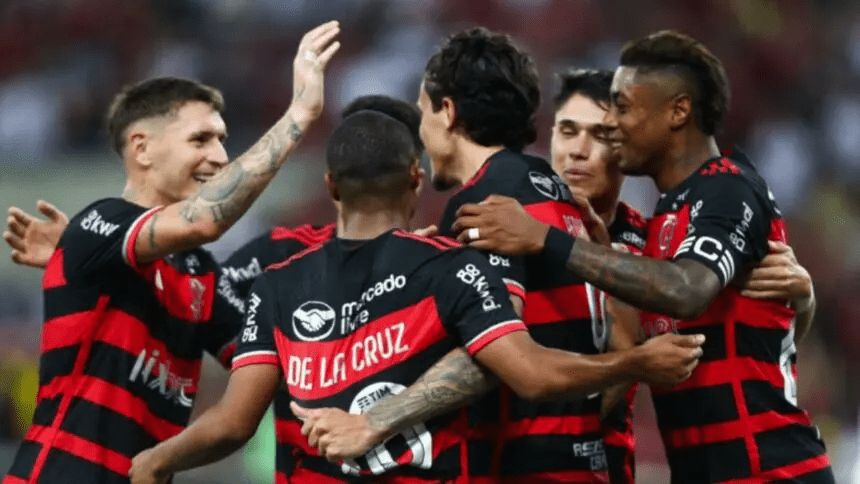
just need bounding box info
[134,22,341,265]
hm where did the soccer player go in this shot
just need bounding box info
[0,21,341,484]
[125,109,703,484]
[452,30,833,483]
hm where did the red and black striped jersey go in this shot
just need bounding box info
[640,149,834,483]
[439,149,609,484]
[3,198,242,484]
[232,230,526,483]
[220,223,337,484]
[602,202,647,484]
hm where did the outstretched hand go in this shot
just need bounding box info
[453,195,549,255]
[3,200,68,268]
[289,21,341,124]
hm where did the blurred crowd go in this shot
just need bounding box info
[1,0,859,481]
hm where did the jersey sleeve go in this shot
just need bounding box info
[231,275,281,371]
[672,176,770,286]
[62,199,161,279]
[483,252,526,300]
[220,233,271,300]
[203,259,247,368]
[434,250,527,355]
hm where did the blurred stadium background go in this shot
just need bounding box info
[1,0,859,482]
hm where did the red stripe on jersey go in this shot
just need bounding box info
[35,375,185,440]
[665,358,787,392]
[523,200,585,235]
[124,207,162,270]
[43,248,67,289]
[1,475,27,484]
[501,414,602,439]
[267,243,325,272]
[94,309,202,380]
[29,296,109,482]
[272,223,336,246]
[663,409,812,450]
[458,161,493,192]
[499,469,609,484]
[136,261,216,323]
[602,428,635,449]
[721,454,831,484]
[27,425,131,477]
[232,352,280,370]
[467,320,526,355]
[523,285,593,325]
[278,297,445,400]
[393,231,452,252]
[275,418,313,450]
[41,309,101,352]
[280,467,350,484]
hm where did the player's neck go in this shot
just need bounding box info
[337,207,411,240]
[594,198,620,228]
[653,133,720,193]
[121,180,165,208]
[452,141,505,186]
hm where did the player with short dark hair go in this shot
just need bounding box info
[0,21,341,484]
[125,107,704,484]
[453,30,833,483]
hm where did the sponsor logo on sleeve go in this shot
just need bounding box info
[456,263,502,312]
[80,209,120,237]
[528,171,560,200]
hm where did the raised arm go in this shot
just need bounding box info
[128,364,281,484]
[134,22,341,265]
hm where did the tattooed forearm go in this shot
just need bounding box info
[180,111,308,234]
[364,348,497,436]
[567,242,721,320]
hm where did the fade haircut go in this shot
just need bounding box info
[342,95,423,152]
[106,77,224,155]
[620,30,730,135]
[326,111,417,205]
[554,69,614,111]
[423,27,540,152]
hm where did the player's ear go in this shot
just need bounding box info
[441,96,457,131]
[410,160,424,196]
[127,126,152,168]
[324,172,340,202]
[669,93,692,130]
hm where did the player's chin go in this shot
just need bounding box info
[431,174,457,192]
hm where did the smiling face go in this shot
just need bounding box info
[417,82,459,191]
[550,93,622,207]
[604,66,672,176]
[141,101,229,203]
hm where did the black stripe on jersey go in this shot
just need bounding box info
[771,466,836,484]
[653,384,738,429]
[755,424,828,472]
[678,324,726,363]
[40,344,80,385]
[735,323,787,363]
[509,393,601,421]
[43,287,103,322]
[379,444,462,480]
[526,318,594,351]
[5,440,41,479]
[60,397,159,457]
[83,342,193,426]
[467,388,501,426]
[499,433,607,474]
[468,439,493,476]
[296,456,365,482]
[742,380,802,416]
[37,449,129,484]
[32,395,62,427]
[665,439,750,483]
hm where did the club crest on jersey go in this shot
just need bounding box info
[657,214,678,258]
[293,301,337,341]
[563,213,586,237]
[528,171,560,200]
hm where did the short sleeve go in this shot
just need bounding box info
[204,260,247,368]
[484,252,526,300]
[62,199,161,278]
[231,275,281,371]
[433,250,527,355]
[673,176,770,286]
[220,233,271,300]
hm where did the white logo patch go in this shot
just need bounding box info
[456,263,502,312]
[528,171,560,200]
[293,301,337,341]
[80,209,119,237]
[342,382,433,475]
